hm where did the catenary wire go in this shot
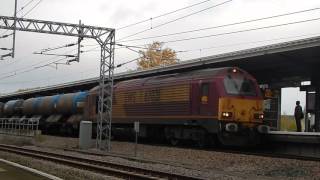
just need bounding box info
[0,0,43,36]
[117,0,232,41]
[20,0,43,17]
[0,48,77,76]
[118,7,320,43]
[0,57,68,80]
[6,13,320,76]
[1,7,319,80]
[117,0,212,30]
[17,0,37,14]
[2,32,319,81]
[127,17,320,45]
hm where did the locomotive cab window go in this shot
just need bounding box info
[224,76,256,96]
[201,83,209,104]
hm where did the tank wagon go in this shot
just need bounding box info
[0,67,269,146]
[0,92,88,135]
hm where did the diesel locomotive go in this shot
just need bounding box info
[0,67,269,146]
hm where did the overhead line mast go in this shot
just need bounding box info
[12,0,18,58]
[0,15,115,151]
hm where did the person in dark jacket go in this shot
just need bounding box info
[294,101,303,132]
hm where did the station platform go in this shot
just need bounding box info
[0,159,62,180]
[262,131,320,159]
[266,131,320,144]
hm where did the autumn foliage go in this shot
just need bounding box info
[137,41,178,70]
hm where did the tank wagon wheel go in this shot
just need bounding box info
[66,126,74,137]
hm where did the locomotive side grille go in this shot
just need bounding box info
[113,84,190,117]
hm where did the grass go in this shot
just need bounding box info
[280,115,304,131]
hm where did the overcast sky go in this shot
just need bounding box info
[0,0,320,114]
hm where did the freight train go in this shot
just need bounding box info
[0,67,269,146]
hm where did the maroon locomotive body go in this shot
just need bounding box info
[86,67,268,146]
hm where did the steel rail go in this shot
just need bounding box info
[70,145,320,163]
[0,144,202,180]
[218,148,320,162]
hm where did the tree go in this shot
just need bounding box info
[137,41,178,70]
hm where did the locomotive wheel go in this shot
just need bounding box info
[218,131,249,146]
[196,138,206,148]
[169,138,179,146]
[196,134,216,148]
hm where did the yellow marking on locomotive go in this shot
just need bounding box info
[218,97,263,123]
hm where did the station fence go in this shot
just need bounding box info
[0,117,40,137]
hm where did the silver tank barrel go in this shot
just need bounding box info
[23,95,61,116]
[23,97,39,115]
[0,102,4,117]
[56,92,88,115]
[39,95,61,115]
[3,99,24,116]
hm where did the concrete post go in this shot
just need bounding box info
[79,121,92,149]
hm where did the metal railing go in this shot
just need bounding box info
[0,117,40,137]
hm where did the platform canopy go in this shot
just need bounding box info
[1,35,320,101]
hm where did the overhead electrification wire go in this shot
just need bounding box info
[18,0,37,13]
[3,30,319,80]
[0,48,12,51]
[0,48,77,76]
[40,42,78,53]
[130,17,320,45]
[0,56,69,80]
[21,0,43,17]
[0,0,42,36]
[33,56,75,69]
[0,66,98,85]
[117,0,212,30]
[118,7,320,43]
[117,0,232,41]
[116,57,141,68]
[0,33,14,39]
[177,33,320,53]
[33,52,78,58]
[0,0,43,62]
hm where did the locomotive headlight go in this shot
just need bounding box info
[254,113,264,119]
[232,68,237,73]
[222,112,233,118]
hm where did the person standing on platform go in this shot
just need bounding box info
[294,101,303,132]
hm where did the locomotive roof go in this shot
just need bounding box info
[114,67,247,88]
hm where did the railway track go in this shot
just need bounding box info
[213,149,320,162]
[65,144,320,166]
[0,144,203,180]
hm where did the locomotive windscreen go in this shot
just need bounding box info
[224,75,256,96]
